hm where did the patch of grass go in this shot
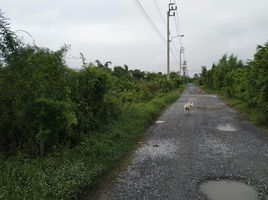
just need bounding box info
[200,86,268,133]
[0,86,185,200]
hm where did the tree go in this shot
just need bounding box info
[0,45,77,155]
[95,59,112,68]
[0,10,21,65]
[130,69,145,80]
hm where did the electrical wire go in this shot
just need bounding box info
[171,44,180,66]
[166,0,181,68]
[174,0,184,48]
[173,0,187,68]
[133,0,166,42]
[152,0,166,27]
[133,0,181,70]
[169,0,188,75]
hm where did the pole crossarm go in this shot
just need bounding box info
[170,34,184,42]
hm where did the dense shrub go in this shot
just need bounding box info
[0,11,181,156]
[0,46,74,155]
[0,11,185,199]
[0,88,184,200]
[198,42,268,126]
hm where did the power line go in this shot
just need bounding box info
[152,0,180,67]
[152,0,180,69]
[133,0,180,72]
[171,44,180,66]
[167,1,182,54]
[169,0,182,45]
[169,0,187,73]
[133,0,165,42]
[172,11,180,37]
[170,17,182,58]
[173,0,187,64]
[152,0,166,27]
[174,0,185,49]
[174,0,183,35]
[169,3,182,49]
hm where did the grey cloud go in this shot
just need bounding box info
[1,0,268,76]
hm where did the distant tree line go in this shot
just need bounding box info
[197,43,268,125]
[0,11,182,156]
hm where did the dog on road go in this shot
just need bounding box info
[184,102,194,114]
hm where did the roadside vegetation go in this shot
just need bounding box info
[0,11,185,199]
[195,42,268,130]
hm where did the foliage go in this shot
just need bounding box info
[0,10,182,156]
[0,45,75,155]
[0,88,184,200]
[198,42,268,126]
[0,10,21,64]
[0,39,181,156]
[0,11,184,199]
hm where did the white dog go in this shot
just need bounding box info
[184,102,194,114]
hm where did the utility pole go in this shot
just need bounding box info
[182,60,187,77]
[182,60,189,83]
[167,3,177,80]
[179,47,185,77]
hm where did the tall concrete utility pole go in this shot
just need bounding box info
[167,3,177,80]
[179,47,185,77]
[182,60,187,77]
[182,60,189,84]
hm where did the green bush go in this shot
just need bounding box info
[198,42,268,127]
[0,46,73,155]
[0,88,184,200]
[0,11,186,199]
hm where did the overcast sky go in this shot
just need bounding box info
[1,0,268,75]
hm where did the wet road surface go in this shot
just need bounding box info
[92,84,268,200]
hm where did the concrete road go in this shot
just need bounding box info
[93,84,268,200]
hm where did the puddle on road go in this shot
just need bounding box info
[156,120,166,124]
[200,180,258,200]
[217,124,237,132]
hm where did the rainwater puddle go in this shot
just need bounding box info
[217,124,237,132]
[156,120,165,124]
[200,180,258,200]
